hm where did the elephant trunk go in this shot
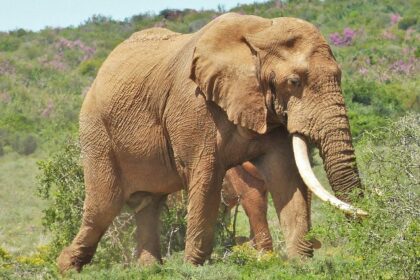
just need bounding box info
[288,82,367,216]
[292,134,367,216]
[314,100,362,202]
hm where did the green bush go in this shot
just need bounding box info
[398,16,418,30]
[37,141,85,258]
[9,133,38,155]
[310,113,420,279]
[78,57,104,76]
[0,36,20,52]
[343,79,403,137]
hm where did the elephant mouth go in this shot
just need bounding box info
[265,91,276,115]
[292,134,368,217]
[265,91,287,125]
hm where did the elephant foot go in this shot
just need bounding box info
[138,250,162,266]
[57,246,95,274]
[250,232,273,252]
[184,246,209,265]
[287,238,315,259]
[184,255,205,266]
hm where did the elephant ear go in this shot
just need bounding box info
[190,13,272,134]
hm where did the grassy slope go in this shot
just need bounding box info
[0,152,46,254]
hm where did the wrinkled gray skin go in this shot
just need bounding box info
[57,13,362,273]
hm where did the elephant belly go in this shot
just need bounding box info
[111,121,184,198]
[118,157,184,198]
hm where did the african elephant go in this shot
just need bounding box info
[57,13,367,273]
[222,162,322,252]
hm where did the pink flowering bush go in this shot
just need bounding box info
[56,38,95,62]
[390,58,418,75]
[329,27,356,46]
[390,13,401,25]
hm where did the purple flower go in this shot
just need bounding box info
[329,27,356,46]
[390,58,417,75]
[56,38,95,62]
[390,13,401,25]
[343,28,356,38]
[44,55,68,71]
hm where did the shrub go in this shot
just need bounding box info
[310,113,420,279]
[0,245,57,279]
[11,133,38,155]
[161,192,188,256]
[343,79,403,137]
[398,16,418,30]
[0,36,20,52]
[79,57,104,76]
[37,141,85,258]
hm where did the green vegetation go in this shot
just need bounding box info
[0,0,418,279]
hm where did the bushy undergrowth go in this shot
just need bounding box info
[308,113,420,279]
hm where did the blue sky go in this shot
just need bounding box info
[0,0,265,31]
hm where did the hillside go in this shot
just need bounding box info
[0,0,418,156]
[0,0,419,279]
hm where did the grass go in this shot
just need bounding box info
[0,152,47,255]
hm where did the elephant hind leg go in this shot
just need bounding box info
[57,154,124,273]
[225,166,273,251]
[130,193,166,266]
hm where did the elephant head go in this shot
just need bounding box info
[190,14,366,216]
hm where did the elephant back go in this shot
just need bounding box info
[124,28,181,44]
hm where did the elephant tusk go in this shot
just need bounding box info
[292,134,368,217]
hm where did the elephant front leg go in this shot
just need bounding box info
[254,144,313,258]
[275,181,313,257]
[184,161,224,265]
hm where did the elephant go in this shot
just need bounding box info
[221,162,272,250]
[57,13,367,273]
[221,162,322,251]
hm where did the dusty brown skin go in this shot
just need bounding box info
[223,162,321,251]
[58,13,362,272]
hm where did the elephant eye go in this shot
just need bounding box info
[287,74,301,88]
